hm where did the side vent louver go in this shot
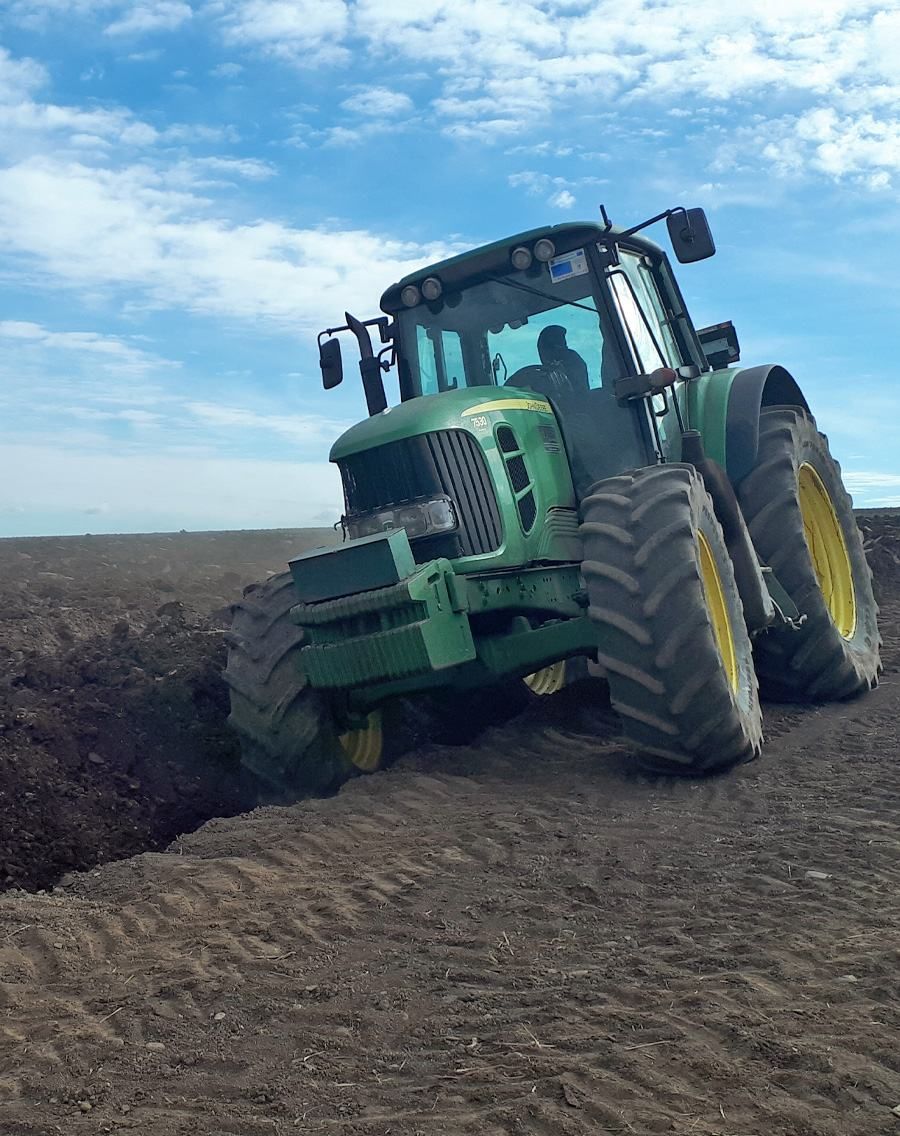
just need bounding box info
[518,491,537,531]
[538,423,561,453]
[495,426,537,533]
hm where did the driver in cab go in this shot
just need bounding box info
[506,325,590,399]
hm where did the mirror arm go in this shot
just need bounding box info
[616,206,687,240]
[319,316,389,341]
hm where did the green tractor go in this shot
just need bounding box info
[225,206,881,794]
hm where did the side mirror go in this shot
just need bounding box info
[667,208,716,264]
[319,337,343,389]
[697,320,740,370]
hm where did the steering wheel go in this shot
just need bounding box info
[504,364,557,395]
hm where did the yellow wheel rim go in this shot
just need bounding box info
[338,709,383,772]
[523,660,566,696]
[798,463,856,639]
[697,531,739,694]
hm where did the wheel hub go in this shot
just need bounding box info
[523,660,566,696]
[697,530,739,694]
[338,710,383,772]
[798,463,857,639]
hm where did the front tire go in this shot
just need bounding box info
[737,407,880,700]
[580,464,763,774]
[224,572,359,797]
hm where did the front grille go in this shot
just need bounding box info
[338,430,503,559]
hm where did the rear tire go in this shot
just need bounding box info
[580,464,762,774]
[224,572,355,797]
[737,407,881,700]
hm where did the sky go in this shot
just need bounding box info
[1,0,899,537]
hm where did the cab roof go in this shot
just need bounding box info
[380,221,666,314]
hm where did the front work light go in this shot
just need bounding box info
[401,285,421,307]
[534,238,556,262]
[345,495,458,542]
[421,276,443,301]
[510,245,533,271]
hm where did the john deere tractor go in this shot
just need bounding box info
[225,207,881,794]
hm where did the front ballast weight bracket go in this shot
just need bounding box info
[288,530,476,690]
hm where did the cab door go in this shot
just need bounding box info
[608,247,688,461]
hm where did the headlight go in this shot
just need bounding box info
[400,284,421,307]
[349,509,398,538]
[420,276,442,301]
[345,495,457,542]
[510,245,533,270]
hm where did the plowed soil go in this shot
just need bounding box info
[1,516,899,1135]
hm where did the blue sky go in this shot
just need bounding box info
[1,0,899,536]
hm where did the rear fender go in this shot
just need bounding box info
[688,364,809,484]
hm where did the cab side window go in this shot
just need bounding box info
[609,250,683,373]
[415,326,465,394]
[608,248,684,457]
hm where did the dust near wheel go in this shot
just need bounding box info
[580,464,762,774]
[737,407,881,701]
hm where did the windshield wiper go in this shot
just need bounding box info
[485,275,600,317]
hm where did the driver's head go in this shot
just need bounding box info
[537,324,567,364]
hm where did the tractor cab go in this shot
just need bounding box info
[320,209,717,496]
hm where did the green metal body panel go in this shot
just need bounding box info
[476,614,596,679]
[294,557,476,688]
[289,529,415,603]
[465,565,585,618]
[293,557,597,706]
[330,386,579,572]
[685,367,741,471]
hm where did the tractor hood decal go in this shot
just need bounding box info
[461,397,552,417]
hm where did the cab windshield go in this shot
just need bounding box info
[397,260,620,399]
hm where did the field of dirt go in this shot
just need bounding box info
[1,515,899,1135]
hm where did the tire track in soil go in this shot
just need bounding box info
[1,617,899,1133]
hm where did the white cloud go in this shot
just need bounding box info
[842,471,900,507]
[104,1,193,36]
[9,0,119,18]
[192,155,277,180]
[68,407,164,426]
[506,140,575,158]
[320,121,397,147]
[185,400,351,443]
[210,61,243,78]
[0,319,178,376]
[0,98,154,150]
[7,5,900,192]
[0,45,239,165]
[508,170,552,195]
[278,0,900,187]
[340,87,413,117]
[0,157,460,328]
[216,0,349,63]
[844,472,900,491]
[548,188,575,209]
[742,108,900,186]
[0,46,47,100]
[509,170,597,209]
